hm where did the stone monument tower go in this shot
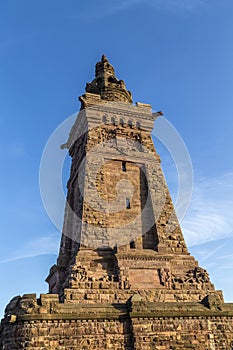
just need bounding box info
[1,55,233,350]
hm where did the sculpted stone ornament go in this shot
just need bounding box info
[184,267,210,284]
[102,128,116,147]
[73,265,88,282]
[159,267,171,288]
[202,292,224,311]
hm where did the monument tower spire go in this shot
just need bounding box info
[46,56,217,305]
[79,55,132,109]
[1,56,233,350]
[85,54,133,103]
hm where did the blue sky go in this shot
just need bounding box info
[0,0,233,316]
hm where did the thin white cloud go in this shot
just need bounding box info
[1,233,60,263]
[217,253,233,260]
[149,0,206,12]
[76,0,140,21]
[181,172,233,247]
[189,237,233,302]
[79,0,206,21]
[199,244,224,263]
[155,140,233,248]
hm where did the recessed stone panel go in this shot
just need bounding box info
[129,268,161,289]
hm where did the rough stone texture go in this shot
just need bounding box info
[1,56,233,349]
[83,54,133,104]
[1,293,233,349]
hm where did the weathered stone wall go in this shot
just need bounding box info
[1,306,233,350]
[0,319,132,350]
[132,316,233,350]
[1,292,233,349]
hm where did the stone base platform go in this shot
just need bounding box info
[1,293,233,350]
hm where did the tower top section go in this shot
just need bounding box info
[84,55,133,104]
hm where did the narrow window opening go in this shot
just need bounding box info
[130,240,135,249]
[122,161,126,172]
[126,198,130,209]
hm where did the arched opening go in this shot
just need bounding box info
[119,118,124,126]
[128,120,133,128]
